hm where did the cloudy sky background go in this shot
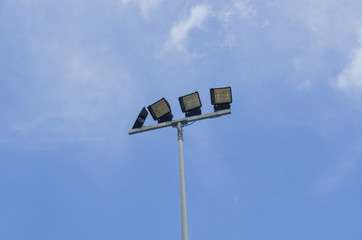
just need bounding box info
[1,0,362,239]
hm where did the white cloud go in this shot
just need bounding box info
[162,1,257,56]
[119,0,162,19]
[234,0,256,19]
[164,3,211,54]
[219,8,234,24]
[217,1,257,49]
[218,0,256,23]
[336,30,362,92]
[221,34,236,48]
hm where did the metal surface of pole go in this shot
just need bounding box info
[177,122,189,240]
[129,108,231,240]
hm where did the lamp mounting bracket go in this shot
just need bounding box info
[128,109,231,135]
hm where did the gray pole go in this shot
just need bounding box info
[177,122,189,240]
[129,109,231,240]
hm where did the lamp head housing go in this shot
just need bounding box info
[210,87,232,111]
[132,107,148,129]
[179,91,202,117]
[147,98,173,123]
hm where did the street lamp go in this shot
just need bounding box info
[129,88,232,240]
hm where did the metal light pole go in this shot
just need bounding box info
[176,122,189,240]
[129,109,231,240]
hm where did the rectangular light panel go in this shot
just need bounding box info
[179,92,202,112]
[211,87,232,104]
[148,98,171,120]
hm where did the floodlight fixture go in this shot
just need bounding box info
[210,86,232,111]
[147,98,173,123]
[132,107,148,129]
[179,91,202,117]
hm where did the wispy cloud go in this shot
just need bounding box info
[164,3,211,55]
[11,45,137,143]
[218,1,257,48]
[119,0,163,19]
[234,0,256,19]
[336,29,362,92]
[162,1,258,56]
[221,34,236,48]
[1,1,143,146]
[314,158,356,195]
[219,0,256,23]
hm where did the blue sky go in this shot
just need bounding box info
[1,0,362,239]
